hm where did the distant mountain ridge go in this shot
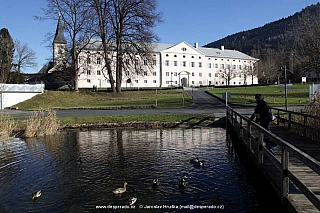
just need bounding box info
[204,3,320,55]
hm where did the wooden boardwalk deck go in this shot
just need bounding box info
[227,107,320,213]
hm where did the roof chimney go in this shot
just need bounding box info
[194,42,199,49]
[221,46,225,51]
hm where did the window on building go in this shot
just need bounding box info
[97,58,101,64]
[166,54,169,57]
[125,71,130,76]
[233,74,236,78]
[153,60,156,66]
[144,80,147,83]
[215,64,218,68]
[144,60,148,65]
[165,60,169,66]
[227,64,231,69]
[166,72,169,76]
[221,64,224,69]
[239,74,242,78]
[209,73,212,77]
[87,70,91,75]
[208,63,212,68]
[244,65,248,70]
[192,72,194,76]
[174,61,178,66]
[192,81,195,84]
[239,65,242,70]
[135,80,138,83]
[87,58,91,64]
[135,70,139,76]
[239,82,242,85]
[153,80,156,83]
[222,82,225,85]
[233,65,236,70]
[215,73,219,77]
[199,81,202,85]
[183,61,186,67]
[209,81,212,85]
[97,70,101,75]
[234,82,236,85]
[174,72,177,76]
[199,62,202,68]
[199,73,202,77]
[153,72,157,76]
[174,55,177,57]
[144,71,148,76]
[216,82,218,85]
[191,62,195,67]
[87,79,91,83]
[166,81,170,84]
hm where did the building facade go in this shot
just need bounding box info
[52,21,259,89]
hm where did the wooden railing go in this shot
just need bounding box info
[270,107,320,143]
[226,106,320,211]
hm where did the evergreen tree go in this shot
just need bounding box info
[0,28,14,83]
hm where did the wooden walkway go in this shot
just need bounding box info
[227,106,320,213]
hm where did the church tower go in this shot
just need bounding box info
[53,15,67,65]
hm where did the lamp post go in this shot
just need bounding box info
[280,66,288,110]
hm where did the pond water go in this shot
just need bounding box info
[0,128,287,212]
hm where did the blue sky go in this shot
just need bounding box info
[1,0,319,73]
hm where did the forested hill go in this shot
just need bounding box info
[204,3,320,55]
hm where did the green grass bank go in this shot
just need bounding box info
[207,84,309,106]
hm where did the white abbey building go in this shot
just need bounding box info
[52,19,258,89]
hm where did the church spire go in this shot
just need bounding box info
[53,15,66,44]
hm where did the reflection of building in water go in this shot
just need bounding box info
[76,128,225,155]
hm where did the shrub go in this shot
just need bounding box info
[23,110,60,138]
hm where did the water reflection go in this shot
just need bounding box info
[0,128,277,212]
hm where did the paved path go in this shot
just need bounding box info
[0,88,258,118]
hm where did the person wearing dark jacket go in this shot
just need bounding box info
[250,94,277,153]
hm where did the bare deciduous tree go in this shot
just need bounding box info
[293,6,320,75]
[13,39,37,83]
[105,0,162,92]
[43,0,95,91]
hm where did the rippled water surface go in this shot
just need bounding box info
[0,128,284,212]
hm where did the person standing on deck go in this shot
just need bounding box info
[250,94,277,153]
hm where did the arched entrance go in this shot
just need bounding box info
[181,77,188,87]
[178,71,190,87]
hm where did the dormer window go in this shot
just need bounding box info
[182,47,187,51]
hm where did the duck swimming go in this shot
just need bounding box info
[113,182,127,195]
[178,176,187,189]
[193,160,205,167]
[32,190,41,200]
[189,157,199,164]
[129,189,137,206]
[152,178,159,187]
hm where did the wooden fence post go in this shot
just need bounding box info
[281,148,289,201]
[258,130,264,166]
[304,115,307,137]
[247,122,252,152]
[288,112,292,130]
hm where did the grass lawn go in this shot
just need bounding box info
[14,90,193,110]
[208,84,309,106]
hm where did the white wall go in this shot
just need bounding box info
[0,84,44,109]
